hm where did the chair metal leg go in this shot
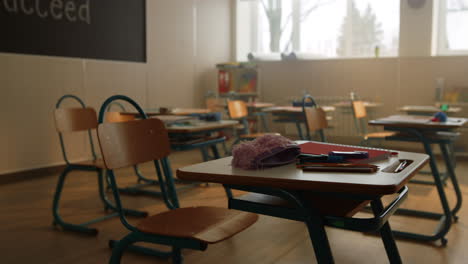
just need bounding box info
[109,233,139,264]
[200,147,210,162]
[52,167,99,235]
[97,170,148,217]
[210,144,221,160]
[371,199,402,264]
[259,113,270,132]
[439,143,463,220]
[109,238,173,260]
[133,165,158,184]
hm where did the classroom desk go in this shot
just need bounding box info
[369,115,466,245]
[215,101,275,109]
[398,105,462,115]
[214,101,275,132]
[121,108,212,117]
[334,101,382,108]
[150,115,194,124]
[262,106,335,139]
[167,120,238,160]
[177,142,428,264]
[167,120,238,134]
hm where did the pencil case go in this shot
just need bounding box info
[232,135,300,170]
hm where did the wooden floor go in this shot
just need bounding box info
[1,149,468,264]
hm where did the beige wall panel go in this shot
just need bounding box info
[399,57,438,106]
[146,0,195,109]
[83,61,148,111]
[194,0,232,107]
[0,54,86,174]
[260,59,399,116]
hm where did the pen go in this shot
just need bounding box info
[297,163,378,169]
[301,165,378,173]
[394,160,407,173]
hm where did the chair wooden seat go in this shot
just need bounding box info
[137,206,258,244]
[363,131,397,140]
[239,132,280,139]
[74,158,106,169]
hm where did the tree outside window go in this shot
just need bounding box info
[237,0,399,60]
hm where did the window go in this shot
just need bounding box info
[236,0,400,61]
[435,0,468,55]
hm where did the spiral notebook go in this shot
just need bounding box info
[299,142,395,164]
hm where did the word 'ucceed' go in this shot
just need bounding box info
[2,0,91,24]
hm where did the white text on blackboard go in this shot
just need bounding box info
[2,0,91,24]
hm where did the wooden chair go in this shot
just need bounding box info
[52,95,147,235]
[205,97,225,113]
[227,100,279,144]
[97,110,258,263]
[100,96,217,199]
[351,100,395,145]
[302,95,328,142]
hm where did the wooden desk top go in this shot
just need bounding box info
[177,144,428,195]
[215,101,276,109]
[333,101,382,108]
[167,120,238,133]
[369,115,467,129]
[121,108,211,117]
[262,105,336,113]
[154,115,195,124]
[246,102,275,108]
[171,108,212,115]
[398,105,462,113]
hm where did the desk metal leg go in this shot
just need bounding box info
[296,122,304,140]
[439,143,462,220]
[371,199,402,264]
[210,144,220,160]
[304,214,335,264]
[392,138,452,245]
[300,196,334,264]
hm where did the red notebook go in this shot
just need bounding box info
[299,142,395,164]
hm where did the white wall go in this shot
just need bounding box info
[0,0,232,174]
[399,0,434,57]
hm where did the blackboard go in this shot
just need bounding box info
[0,0,146,62]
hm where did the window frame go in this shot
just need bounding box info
[435,0,468,56]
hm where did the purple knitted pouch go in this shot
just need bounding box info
[231,135,300,170]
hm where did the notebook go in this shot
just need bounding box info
[299,142,395,164]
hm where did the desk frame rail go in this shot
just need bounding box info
[226,184,408,264]
[384,127,463,245]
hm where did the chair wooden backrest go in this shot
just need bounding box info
[301,95,326,141]
[205,97,224,112]
[97,118,171,170]
[54,107,98,133]
[105,112,136,123]
[304,107,328,133]
[351,101,368,136]
[352,101,367,119]
[54,95,100,164]
[227,100,248,119]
